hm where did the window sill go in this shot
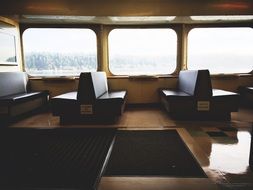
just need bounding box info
[211,73,253,79]
[29,76,78,81]
[107,74,177,79]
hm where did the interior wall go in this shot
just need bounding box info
[29,77,178,103]
[29,75,253,104]
[29,79,79,98]
[211,76,253,92]
[108,77,178,103]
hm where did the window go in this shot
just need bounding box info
[0,31,17,65]
[108,28,177,75]
[187,27,253,74]
[0,22,17,66]
[23,28,97,76]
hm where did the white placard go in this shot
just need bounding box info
[197,101,210,111]
[80,104,93,115]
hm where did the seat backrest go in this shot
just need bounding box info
[0,72,28,97]
[195,70,213,98]
[178,70,198,96]
[91,72,108,98]
[77,72,108,103]
[178,70,212,98]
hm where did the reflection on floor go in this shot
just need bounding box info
[7,106,253,190]
[187,126,253,189]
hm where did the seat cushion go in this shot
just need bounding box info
[51,92,79,116]
[51,91,127,117]
[52,92,77,101]
[238,86,253,106]
[246,87,253,94]
[212,89,239,112]
[0,91,48,105]
[159,89,195,113]
[98,91,127,100]
[160,89,191,97]
[239,86,253,95]
[212,89,238,97]
[96,91,127,115]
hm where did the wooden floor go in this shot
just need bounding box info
[8,106,253,190]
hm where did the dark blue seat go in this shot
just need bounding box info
[159,70,239,120]
[238,86,253,107]
[0,72,49,122]
[51,72,127,124]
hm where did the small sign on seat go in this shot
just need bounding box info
[80,104,93,114]
[197,101,210,111]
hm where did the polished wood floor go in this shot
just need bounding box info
[8,106,253,190]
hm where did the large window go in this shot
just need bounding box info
[0,31,16,65]
[187,27,253,74]
[108,28,177,75]
[23,28,97,76]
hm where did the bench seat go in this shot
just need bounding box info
[159,70,239,120]
[0,72,49,122]
[51,72,127,124]
[52,91,126,116]
[0,92,48,105]
[238,86,253,107]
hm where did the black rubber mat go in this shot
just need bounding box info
[0,128,116,190]
[104,130,207,177]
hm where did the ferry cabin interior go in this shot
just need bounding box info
[1,0,253,189]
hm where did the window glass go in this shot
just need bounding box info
[108,28,177,75]
[188,27,253,74]
[23,28,97,76]
[0,31,16,64]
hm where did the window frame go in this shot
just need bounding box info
[21,24,99,78]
